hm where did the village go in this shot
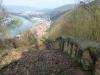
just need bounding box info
[0,16,16,26]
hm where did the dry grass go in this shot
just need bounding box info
[0,47,29,70]
[1,49,84,75]
[49,2,100,41]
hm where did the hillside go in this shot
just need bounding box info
[47,4,74,21]
[48,1,100,41]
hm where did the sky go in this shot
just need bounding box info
[2,0,78,9]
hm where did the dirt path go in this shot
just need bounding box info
[1,49,84,75]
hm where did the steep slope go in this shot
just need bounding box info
[48,1,100,41]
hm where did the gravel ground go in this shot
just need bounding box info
[1,49,84,75]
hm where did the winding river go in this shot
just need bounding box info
[9,15,37,36]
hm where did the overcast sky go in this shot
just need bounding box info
[3,0,79,9]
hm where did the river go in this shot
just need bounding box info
[9,15,38,36]
[0,15,50,38]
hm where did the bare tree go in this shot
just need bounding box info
[0,0,2,8]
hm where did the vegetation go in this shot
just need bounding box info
[48,0,100,41]
[0,4,8,32]
[0,2,22,33]
[0,17,22,32]
[0,6,8,20]
[0,31,36,50]
[15,32,36,48]
[7,18,22,29]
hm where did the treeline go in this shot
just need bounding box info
[0,0,9,33]
[0,0,8,20]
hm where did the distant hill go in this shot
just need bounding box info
[47,4,75,21]
[48,1,100,41]
[6,5,75,21]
